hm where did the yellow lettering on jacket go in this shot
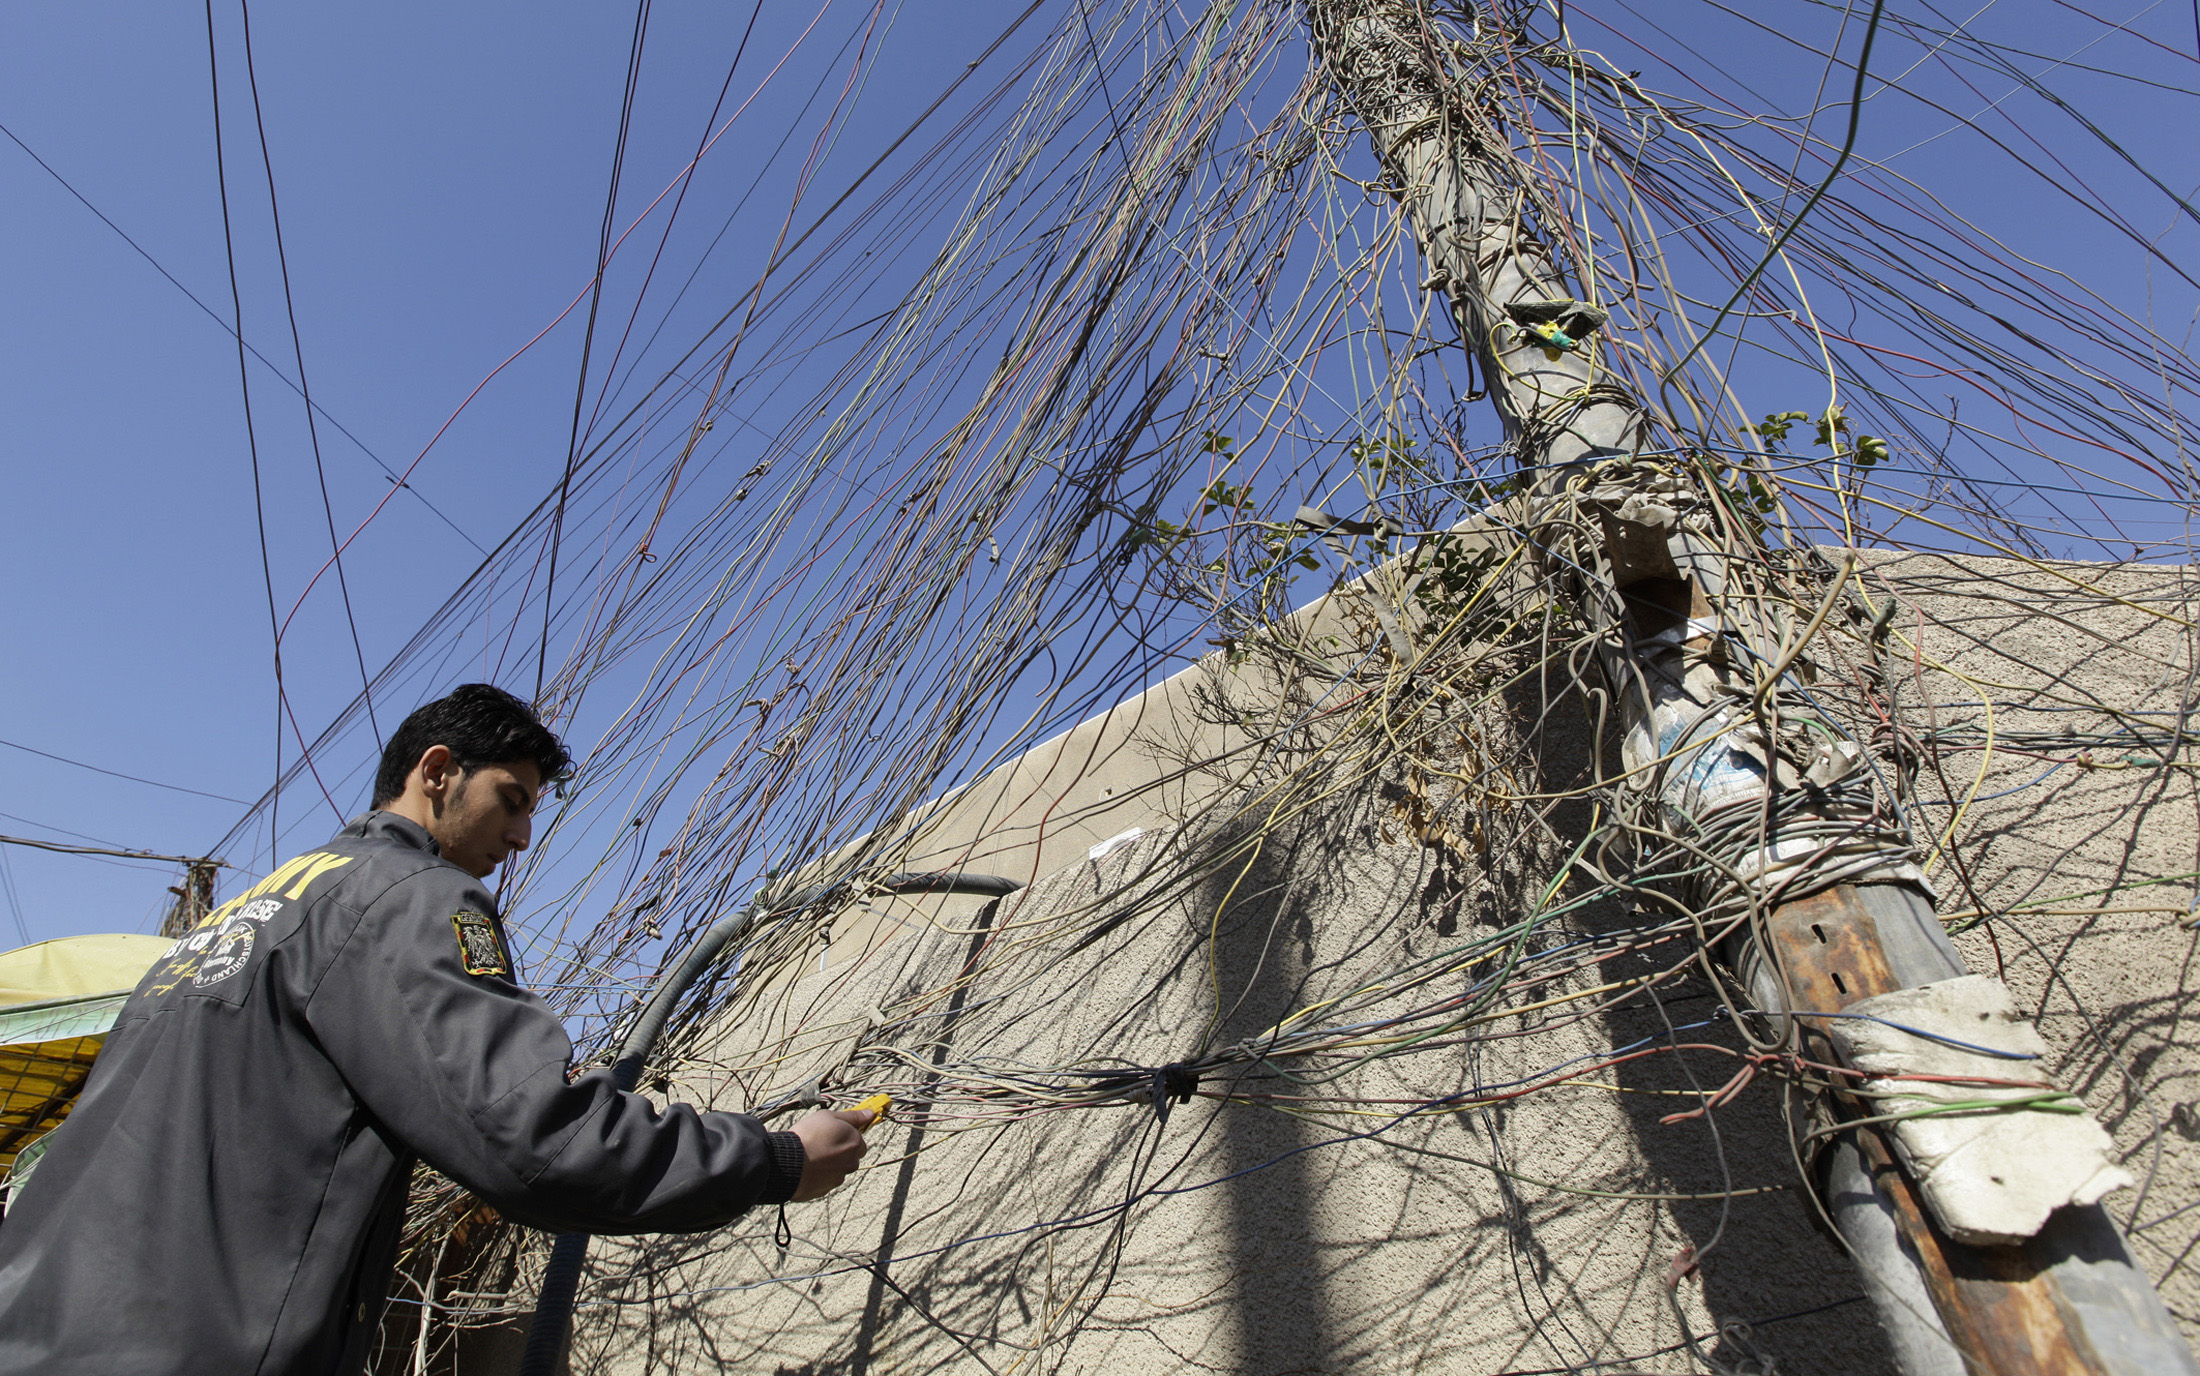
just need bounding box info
[198,851,355,926]
[280,853,353,899]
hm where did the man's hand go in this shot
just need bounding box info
[789,1108,873,1201]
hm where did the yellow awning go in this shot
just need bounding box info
[0,933,171,1008]
[0,934,169,1171]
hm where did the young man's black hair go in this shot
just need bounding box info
[371,683,573,808]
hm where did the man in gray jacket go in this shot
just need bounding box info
[0,684,871,1374]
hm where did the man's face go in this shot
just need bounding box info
[432,759,542,879]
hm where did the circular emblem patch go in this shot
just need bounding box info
[192,916,258,987]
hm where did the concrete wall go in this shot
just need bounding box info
[539,550,2200,1375]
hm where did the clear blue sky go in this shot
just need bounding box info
[4,2,2194,949]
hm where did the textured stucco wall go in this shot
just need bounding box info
[545,551,2200,1376]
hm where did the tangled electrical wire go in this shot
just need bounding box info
[171,1,2200,1370]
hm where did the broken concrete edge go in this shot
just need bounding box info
[1827,974,2135,1248]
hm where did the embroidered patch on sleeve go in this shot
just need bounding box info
[452,911,509,977]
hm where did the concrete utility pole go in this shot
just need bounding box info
[1305,4,2195,1372]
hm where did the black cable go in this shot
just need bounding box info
[235,0,380,748]
[204,0,285,866]
[0,120,485,555]
[0,848,30,946]
[575,0,766,453]
[1491,1295,1863,1373]
[0,737,251,806]
[767,0,1051,271]
[517,871,1021,1376]
[1662,0,1889,383]
[539,0,653,702]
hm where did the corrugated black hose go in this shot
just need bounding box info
[516,870,1020,1376]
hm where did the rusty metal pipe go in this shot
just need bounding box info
[1748,884,2195,1375]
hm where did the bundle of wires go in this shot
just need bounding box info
[167,1,2200,1369]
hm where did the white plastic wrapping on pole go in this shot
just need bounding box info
[1827,975,2133,1247]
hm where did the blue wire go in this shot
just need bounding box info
[1909,760,2067,807]
[1770,1010,2037,1061]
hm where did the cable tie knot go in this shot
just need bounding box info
[1151,1063,1201,1125]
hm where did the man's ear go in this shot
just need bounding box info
[416,744,457,800]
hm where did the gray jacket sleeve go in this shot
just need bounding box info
[302,864,804,1235]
